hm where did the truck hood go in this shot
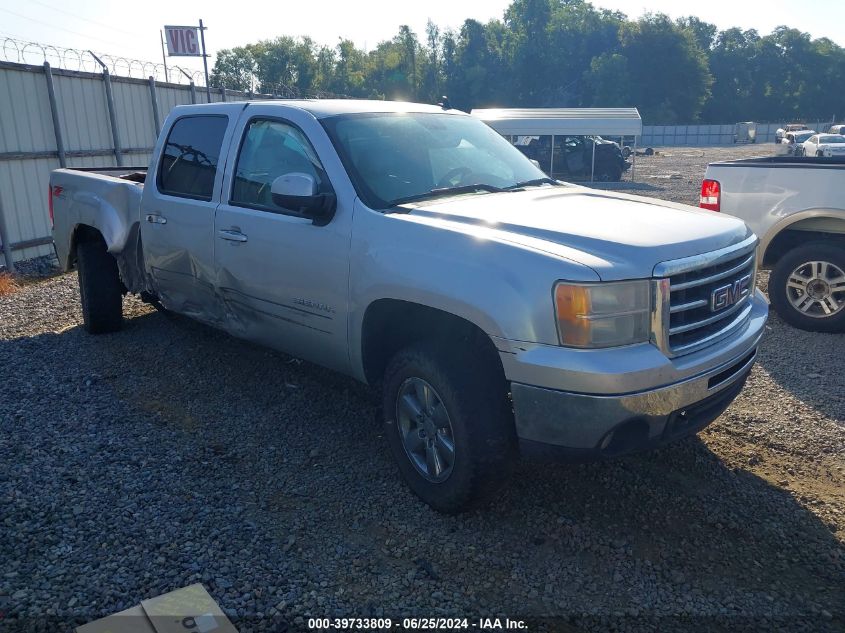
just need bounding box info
[398,185,750,280]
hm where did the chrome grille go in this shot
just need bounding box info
[652,236,757,357]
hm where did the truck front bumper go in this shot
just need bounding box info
[500,289,768,459]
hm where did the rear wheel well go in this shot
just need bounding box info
[70,224,106,267]
[361,300,504,386]
[763,228,845,268]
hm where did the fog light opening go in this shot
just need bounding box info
[599,419,650,457]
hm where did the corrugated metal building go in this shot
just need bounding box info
[471,107,643,137]
[0,60,261,269]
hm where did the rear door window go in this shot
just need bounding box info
[157,115,228,200]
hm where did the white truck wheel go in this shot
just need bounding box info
[769,242,845,333]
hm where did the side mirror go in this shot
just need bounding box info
[529,159,541,169]
[270,173,336,225]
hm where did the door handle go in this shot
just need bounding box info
[146,213,167,225]
[217,229,248,243]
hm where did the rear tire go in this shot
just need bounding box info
[382,339,516,513]
[77,239,124,334]
[769,242,845,333]
[595,162,623,182]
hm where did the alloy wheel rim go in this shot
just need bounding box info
[785,260,845,318]
[395,377,456,483]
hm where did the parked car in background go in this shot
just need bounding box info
[701,156,845,332]
[800,133,845,157]
[775,123,810,142]
[827,124,845,135]
[50,99,767,512]
[733,121,756,143]
[514,134,629,181]
[781,130,816,155]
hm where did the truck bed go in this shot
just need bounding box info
[67,166,148,183]
[50,167,149,292]
[708,156,845,169]
[703,154,845,261]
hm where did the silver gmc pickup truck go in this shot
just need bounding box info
[51,100,768,512]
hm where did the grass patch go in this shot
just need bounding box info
[0,272,19,296]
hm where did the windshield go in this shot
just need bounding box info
[795,133,814,142]
[819,135,845,144]
[321,112,548,209]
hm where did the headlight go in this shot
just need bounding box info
[554,281,651,348]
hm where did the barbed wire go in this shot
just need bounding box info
[0,36,206,85]
[0,35,353,99]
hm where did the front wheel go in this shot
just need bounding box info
[769,243,845,332]
[382,340,516,513]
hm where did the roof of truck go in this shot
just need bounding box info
[238,99,462,118]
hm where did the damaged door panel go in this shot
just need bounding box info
[140,114,232,325]
[214,115,351,373]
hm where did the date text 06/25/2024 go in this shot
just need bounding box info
[306,617,528,630]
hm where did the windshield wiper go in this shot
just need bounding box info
[503,177,561,190]
[388,184,505,208]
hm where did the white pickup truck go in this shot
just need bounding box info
[701,156,845,332]
[51,100,768,512]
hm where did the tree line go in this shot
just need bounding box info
[209,0,845,124]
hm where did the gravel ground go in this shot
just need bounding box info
[1,145,843,632]
[1,255,60,278]
[610,144,773,206]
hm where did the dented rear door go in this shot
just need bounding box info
[141,111,237,325]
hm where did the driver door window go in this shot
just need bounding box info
[231,119,327,212]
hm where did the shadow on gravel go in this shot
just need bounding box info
[1,308,842,631]
[755,315,845,423]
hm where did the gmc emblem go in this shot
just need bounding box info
[711,274,752,311]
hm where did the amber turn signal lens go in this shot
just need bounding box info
[554,284,592,347]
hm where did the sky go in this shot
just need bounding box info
[1,0,843,79]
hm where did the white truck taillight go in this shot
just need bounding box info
[699,179,720,211]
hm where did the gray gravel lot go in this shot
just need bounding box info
[1,145,843,632]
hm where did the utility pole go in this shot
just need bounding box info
[199,19,211,102]
[159,30,169,82]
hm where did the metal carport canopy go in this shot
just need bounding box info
[470,107,642,137]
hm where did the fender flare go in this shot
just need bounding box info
[760,209,845,262]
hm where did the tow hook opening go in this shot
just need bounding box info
[598,419,651,457]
